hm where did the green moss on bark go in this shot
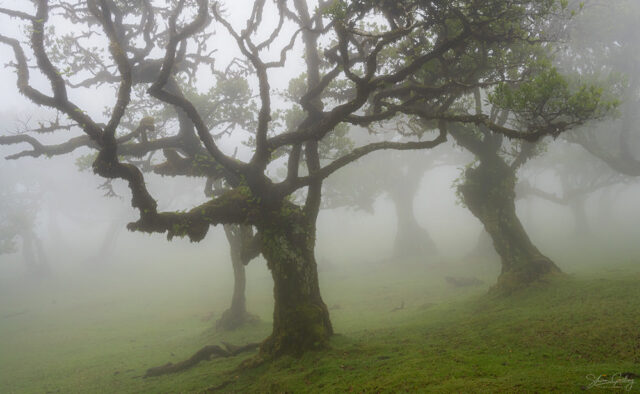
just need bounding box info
[458,158,562,295]
[257,203,333,358]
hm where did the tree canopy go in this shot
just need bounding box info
[0,0,617,357]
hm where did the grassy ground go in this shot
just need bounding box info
[1,257,639,393]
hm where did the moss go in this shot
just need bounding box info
[108,40,126,61]
[4,264,640,392]
[261,303,330,358]
[460,158,561,294]
[492,262,564,295]
[256,206,332,358]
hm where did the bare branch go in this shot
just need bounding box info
[283,127,448,193]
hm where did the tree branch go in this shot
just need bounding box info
[283,127,447,193]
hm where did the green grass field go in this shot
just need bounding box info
[1,256,639,393]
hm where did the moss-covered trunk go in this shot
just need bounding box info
[458,158,561,294]
[389,186,437,259]
[216,224,258,331]
[258,208,332,358]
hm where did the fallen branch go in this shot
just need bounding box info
[144,342,260,378]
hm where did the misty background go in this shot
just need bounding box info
[0,0,639,392]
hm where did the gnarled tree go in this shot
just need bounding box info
[562,0,640,176]
[0,163,49,277]
[517,142,631,236]
[0,0,612,358]
[448,70,615,293]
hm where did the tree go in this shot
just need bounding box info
[0,0,611,358]
[561,0,640,176]
[323,132,466,261]
[0,163,50,277]
[204,179,262,331]
[449,66,615,293]
[516,142,631,236]
[68,43,264,328]
[346,9,616,291]
[452,120,561,294]
[385,150,439,259]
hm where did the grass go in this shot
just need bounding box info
[1,257,639,393]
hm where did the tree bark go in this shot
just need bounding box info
[458,158,561,294]
[216,224,259,331]
[388,186,437,259]
[257,207,333,358]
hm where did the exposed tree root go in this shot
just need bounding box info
[143,342,260,378]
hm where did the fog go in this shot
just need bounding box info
[1,1,639,392]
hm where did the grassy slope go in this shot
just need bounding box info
[1,260,639,393]
[243,276,640,393]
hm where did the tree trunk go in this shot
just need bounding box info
[21,230,50,277]
[597,188,615,225]
[388,182,437,260]
[216,224,259,331]
[257,207,332,358]
[88,218,123,266]
[458,158,561,294]
[570,196,590,236]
